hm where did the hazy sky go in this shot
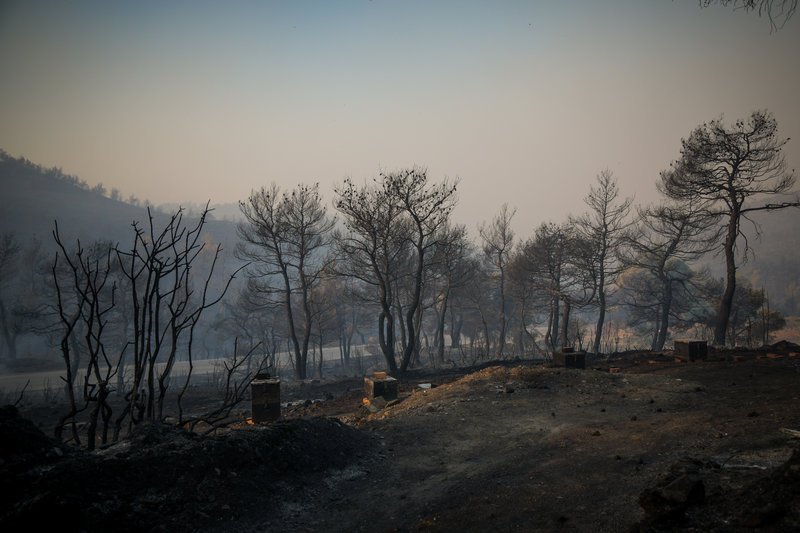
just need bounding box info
[1,1,798,234]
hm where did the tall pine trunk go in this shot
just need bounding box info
[592,276,606,355]
[560,299,571,349]
[655,278,673,351]
[714,211,739,346]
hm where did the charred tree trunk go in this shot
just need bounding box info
[450,311,463,349]
[437,292,449,362]
[560,299,571,349]
[0,300,17,360]
[377,311,398,373]
[654,278,673,351]
[497,268,506,357]
[714,211,739,346]
[550,297,561,350]
[480,311,491,358]
[592,280,606,355]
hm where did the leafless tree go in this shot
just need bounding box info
[181,338,268,433]
[756,289,784,346]
[518,222,595,352]
[460,258,496,359]
[701,0,797,30]
[701,277,784,346]
[52,230,117,450]
[385,168,459,371]
[314,274,370,372]
[507,251,549,356]
[660,110,799,345]
[115,205,240,432]
[430,223,474,363]
[238,183,334,379]
[479,204,516,357]
[334,178,408,373]
[573,170,632,356]
[307,270,343,378]
[621,202,717,350]
[0,234,22,361]
[0,235,49,361]
[334,169,458,372]
[51,206,240,447]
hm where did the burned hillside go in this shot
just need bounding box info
[3,345,800,532]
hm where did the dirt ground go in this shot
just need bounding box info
[2,345,800,532]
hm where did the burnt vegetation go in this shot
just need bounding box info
[1,110,799,531]
[0,111,798,426]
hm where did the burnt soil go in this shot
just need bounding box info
[2,347,800,532]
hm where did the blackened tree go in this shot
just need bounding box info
[702,0,797,31]
[479,204,516,357]
[238,183,334,379]
[573,170,632,356]
[660,110,798,345]
[620,202,717,350]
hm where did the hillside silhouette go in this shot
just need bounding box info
[0,150,239,254]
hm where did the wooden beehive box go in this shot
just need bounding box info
[364,371,398,401]
[553,350,586,369]
[674,340,708,362]
[251,376,281,423]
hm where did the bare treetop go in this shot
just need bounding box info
[660,110,796,246]
[659,109,798,345]
[702,0,798,31]
[237,182,334,380]
[479,204,516,356]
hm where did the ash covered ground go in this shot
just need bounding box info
[2,346,800,532]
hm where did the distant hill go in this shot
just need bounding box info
[0,150,240,257]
